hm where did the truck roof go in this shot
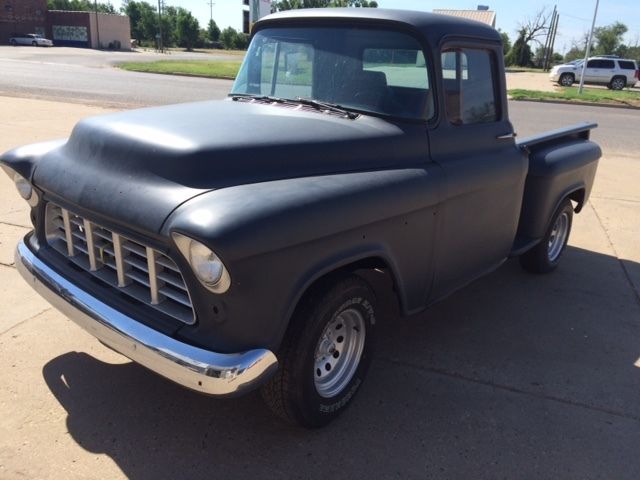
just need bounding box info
[256,8,502,45]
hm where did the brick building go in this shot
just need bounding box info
[0,0,130,50]
[0,0,48,44]
[47,10,131,49]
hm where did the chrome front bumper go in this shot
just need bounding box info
[15,238,278,396]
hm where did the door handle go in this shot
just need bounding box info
[496,132,517,140]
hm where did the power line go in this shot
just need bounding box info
[558,11,591,23]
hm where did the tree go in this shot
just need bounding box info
[48,0,116,13]
[220,26,239,50]
[220,27,249,50]
[122,1,157,42]
[175,8,200,50]
[498,29,511,57]
[161,5,179,47]
[505,7,551,67]
[519,8,552,45]
[505,28,533,67]
[207,19,221,42]
[533,46,562,67]
[593,22,628,56]
[564,45,585,63]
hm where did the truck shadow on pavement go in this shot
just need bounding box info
[41,246,640,479]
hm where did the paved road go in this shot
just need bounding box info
[0,46,235,108]
[0,46,638,157]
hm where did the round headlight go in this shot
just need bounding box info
[14,173,33,201]
[189,241,224,286]
[172,233,231,293]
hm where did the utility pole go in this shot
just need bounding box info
[546,14,560,71]
[94,0,101,49]
[579,0,600,94]
[541,5,557,71]
[157,0,164,53]
[206,1,216,23]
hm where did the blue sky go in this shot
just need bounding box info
[113,1,639,54]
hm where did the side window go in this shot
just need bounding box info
[618,60,636,70]
[259,40,313,98]
[442,48,498,125]
[600,60,615,69]
[586,59,599,68]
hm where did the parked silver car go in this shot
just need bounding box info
[9,33,53,47]
[550,56,639,90]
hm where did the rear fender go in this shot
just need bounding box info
[517,138,600,240]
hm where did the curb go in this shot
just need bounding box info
[508,96,640,111]
[115,66,237,81]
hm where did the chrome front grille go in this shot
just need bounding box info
[45,203,195,325]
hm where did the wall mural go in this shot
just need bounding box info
[52,25,88,42]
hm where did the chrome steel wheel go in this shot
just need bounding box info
[314,308,366,398]
[548,211,569,262]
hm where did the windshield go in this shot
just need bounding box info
[231,27,433,120]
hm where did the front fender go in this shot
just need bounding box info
[163,167,441,352]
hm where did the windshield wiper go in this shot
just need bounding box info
[229,93,286,103]
[230,94,358,119]
[292,97,359,119]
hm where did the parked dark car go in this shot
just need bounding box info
[1,8,601,428]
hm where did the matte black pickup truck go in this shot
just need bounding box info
[2,9,601,427]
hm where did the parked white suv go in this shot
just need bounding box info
[550,56,639,90]
[9,33,53,47]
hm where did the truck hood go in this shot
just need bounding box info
[33,100,427,234]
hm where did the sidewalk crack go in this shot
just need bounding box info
[589,200,640,305]
[590,195,640,205]
[0,220,30,229]
[0,307,52,337]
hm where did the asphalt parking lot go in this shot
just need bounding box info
[0,90,639,477]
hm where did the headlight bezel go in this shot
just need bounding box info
[172,232,231,294]
[2,165,39,207]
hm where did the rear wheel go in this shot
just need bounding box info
[10,39,17,46]
[520,199,573,274]
[610,76,626,90]
[32,41,37,47]
[559,73,574,87]
[261,275,377,428]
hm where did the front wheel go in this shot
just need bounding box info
[559,73,574,87]
[520,199,573,274]
[32,41,38,47]
[10,39,17,46]
[261,275,377,428]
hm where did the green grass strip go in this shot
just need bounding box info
[509,88,640,107]
[118,60,242,80]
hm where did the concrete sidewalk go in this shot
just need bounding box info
[0,96,639,479]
